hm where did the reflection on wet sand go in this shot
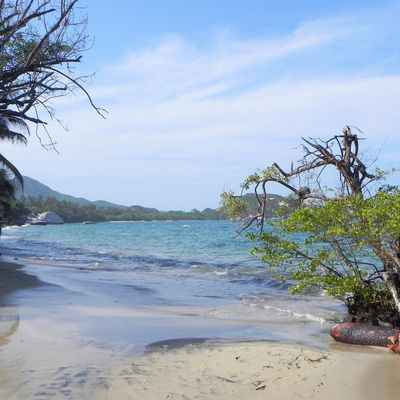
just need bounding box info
[0,313,19,346]
[0,261,26,348]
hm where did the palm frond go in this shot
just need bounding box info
[0,116,29,145]
[0,154,23,188]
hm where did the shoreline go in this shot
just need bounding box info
[0,256,44,303]
[1,257,400,399]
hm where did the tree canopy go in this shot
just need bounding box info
[0,0,102,221]
[16,195,224,224]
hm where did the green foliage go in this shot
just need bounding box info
[0,31,73,72]
[22,196,225,223]
[24,196,105,223]
[246,190,400,326]
[220,191,249,219]
[221,191,285,219]
[240,166,288,191]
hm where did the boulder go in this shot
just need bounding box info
[37,211,64,225]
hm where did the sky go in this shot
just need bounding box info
[3,0,400,210]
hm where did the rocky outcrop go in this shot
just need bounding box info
[37,211,64,225]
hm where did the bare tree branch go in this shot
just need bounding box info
[0,0,105,148]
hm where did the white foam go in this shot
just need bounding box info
[263,304,326,323]
[213,270,228,276]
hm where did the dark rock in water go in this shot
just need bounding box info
[330,322,400,347]
[30,220,48,226]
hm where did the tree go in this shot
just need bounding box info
[222,127,400,327]
[0,116,27,225]
[0,0,104,220]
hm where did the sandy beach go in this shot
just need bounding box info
[102,341,400,400]
[1,257,400,400]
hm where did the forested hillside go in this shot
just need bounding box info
[13,177,286,224]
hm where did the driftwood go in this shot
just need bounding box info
[330,322,400,353]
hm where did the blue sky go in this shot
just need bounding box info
[3,0,400,210]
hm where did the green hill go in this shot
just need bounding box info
[17,176,126,208]
[14,176,224,223]
[241,193,286,217]
[17,176,92,206]
[14,176,286,223]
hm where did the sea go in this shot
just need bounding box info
[1,220,345,348]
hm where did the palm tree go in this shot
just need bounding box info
[0,115,28,187]
[0,115,28,231]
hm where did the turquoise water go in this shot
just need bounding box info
[1,220,345,335]
[3,220,254,265]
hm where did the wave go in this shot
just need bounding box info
[261,304,326,324]
[240,292,344,324]
[0,222,322,304]
[1,232,269,273]
[202,304,329,325]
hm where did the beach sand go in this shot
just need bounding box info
[101,340,400,400]
[1,258,400,400]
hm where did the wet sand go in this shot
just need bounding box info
[1,257,400,399]
[0,258,43,301]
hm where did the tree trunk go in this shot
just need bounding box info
[382,271,400,315]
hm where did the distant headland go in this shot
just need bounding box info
[9,176,285,224]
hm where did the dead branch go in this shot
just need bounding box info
[238,127,380,234]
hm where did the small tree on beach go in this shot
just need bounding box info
[222,127,400,327]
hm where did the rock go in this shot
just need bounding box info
[30,220,48,226]
[37,211,64,225]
